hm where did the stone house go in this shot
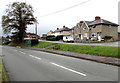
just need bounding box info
[72,16,119,42]
[51,26,71,37]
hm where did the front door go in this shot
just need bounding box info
[97,32,102,41]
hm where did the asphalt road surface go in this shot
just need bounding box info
[1,46,119,81]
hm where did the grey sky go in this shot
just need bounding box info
[0,0,119,36]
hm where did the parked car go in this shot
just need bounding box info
[63,35,74,43]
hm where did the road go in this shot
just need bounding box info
[39,40,120,47]
[1,46,119,81]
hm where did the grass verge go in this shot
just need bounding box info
[33,41,54,48]
[33,41,119,58]
[0,57,7,82]
[48,44,119,58]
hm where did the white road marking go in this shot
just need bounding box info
[19,51,26,54]
[29,55,42,60]
[51,62,87,76]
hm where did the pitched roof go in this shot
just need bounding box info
[54,27,71,32]
[88,19,119,26]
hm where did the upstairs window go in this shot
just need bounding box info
[83,27,86,30]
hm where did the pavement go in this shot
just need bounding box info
[25,47,120,66]
[2,46,119,81]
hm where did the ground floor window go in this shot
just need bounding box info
[84,33,88,37]
[91,32,96,37]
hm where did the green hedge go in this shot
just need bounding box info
[46,35,63,41]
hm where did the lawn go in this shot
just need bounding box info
[33,41,119,58]
[0,57,7,82]
[0,57,2,82]
[32,41,54,48]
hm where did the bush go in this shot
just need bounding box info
[46,35,63,41]
[46,36,57,41]
[103,36,113,41]
[31,39,39,45]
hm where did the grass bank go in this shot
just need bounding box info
[33,41,119,58]
[0,57,7,82]
[33,41,54,48]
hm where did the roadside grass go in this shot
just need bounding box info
[32,41,119,58]
[48,44,119,58]
[0,57,2,82]
[0,57,7,82]
[32,41,54,48]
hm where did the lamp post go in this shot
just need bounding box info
[35,21,37,35]
[35,17,38,35]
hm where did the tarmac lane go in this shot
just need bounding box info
[2,46,119,81]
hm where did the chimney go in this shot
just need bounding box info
[57,28,59,30]
[80,21,83,24]
[95,16,101,20]
[63,26,66,28]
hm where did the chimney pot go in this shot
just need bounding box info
[95,16,101,20]
[63,26,66,28]
[80,21,83,24]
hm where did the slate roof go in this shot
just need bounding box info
[54,27,71,32]
[88,19,119,26]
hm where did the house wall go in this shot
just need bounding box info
[80,23,89,41]
[101,25,118,40]
[118,33,120,40]
[73,25,81,42]
[89,25,102,40]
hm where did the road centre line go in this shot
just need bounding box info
[19,51,26,54]
[29,55,42,60]
[51,62,87,77]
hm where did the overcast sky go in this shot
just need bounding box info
[0,0,119,36]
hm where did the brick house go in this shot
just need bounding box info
[72,16,119,42]
[25,33,40,39]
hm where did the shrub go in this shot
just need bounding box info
[103,36,113,41]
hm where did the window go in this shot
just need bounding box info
[91,33,96,37]
[79,34,81,37]
[84,33,87,37]
[92,25,96,28]
[83,27,86,30]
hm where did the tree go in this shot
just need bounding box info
[2,2,36,44]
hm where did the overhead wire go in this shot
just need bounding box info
[39,0,91,17]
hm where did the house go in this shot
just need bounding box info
[118,32,120,40]
[46,26,73,41]
[73,16,119,42]
[25,33,40,39]
[51,26,71,36]
[47,30,54,36]
[41,34,47,40]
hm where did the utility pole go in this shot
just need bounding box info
[35,17,38,35]
[35,22,37,35]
